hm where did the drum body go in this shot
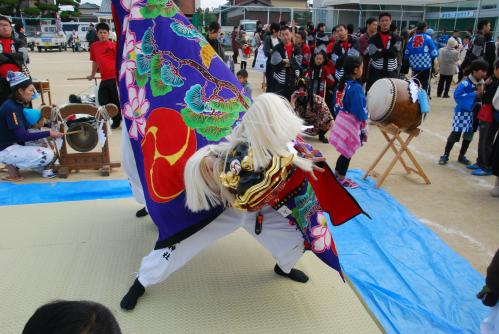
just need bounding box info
[367,78,422,130]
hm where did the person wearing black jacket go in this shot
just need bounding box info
[315,23,329,54]
[462,20,495,77]
[14,24,27,46]
[472,60,499,176]
[263,22,280,93]
[306,21,316,50]
[331,24,360,82]
[270,25,302,101]
[366,12,401,91]
[484,32,497,77]
[0,15,28,106]
[86,24,98,46]
[477,249,499,331]
[206,22,225,60]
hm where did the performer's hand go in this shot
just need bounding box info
[86,74,94,80]
[294,141,326,174]
[476,86,484,98]
[50,130,64,139]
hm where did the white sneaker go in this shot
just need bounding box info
[42,169,57,179]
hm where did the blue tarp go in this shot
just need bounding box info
[0,180,132,206]
[332,169,489,334]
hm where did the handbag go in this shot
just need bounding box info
[253,45,267,73]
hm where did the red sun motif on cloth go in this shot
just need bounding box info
[412,35,424,48]
[141,107,197,203]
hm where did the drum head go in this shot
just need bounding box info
[367,78,395,122]
[66,122,98,152]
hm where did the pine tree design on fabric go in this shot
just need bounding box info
[180,84,250,141]
[130,23,250,141]
[139,0,178,19]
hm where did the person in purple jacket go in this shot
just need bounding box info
[0,71,63,181]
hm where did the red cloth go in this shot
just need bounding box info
[340,39,350,53]
[306,162,365,226]
[478,104,493,123]
[291,139,365,226]
[90,40,117,80]
[326,38,336,54]
[284,43,293,60]
[326,59,336,78]
[0,38,21,78]
[379,31,391,49]
[268,157,364,227]
[301,44,311,66]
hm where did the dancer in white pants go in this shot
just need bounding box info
[138,206,304,287]
[121,122,148,217]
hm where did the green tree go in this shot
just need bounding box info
[0,0,21,16]
[24,7,41,16]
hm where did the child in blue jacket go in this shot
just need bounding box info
[404,22,438,92]
[439,59,489,165]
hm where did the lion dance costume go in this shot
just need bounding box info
[113,0,365,310]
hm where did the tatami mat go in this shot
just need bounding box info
[1,199,382,333]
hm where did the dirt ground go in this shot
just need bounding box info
[18,51,499,274]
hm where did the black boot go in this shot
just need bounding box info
[274,264,309,283]
[136,207,148,218]
[458,139,472,165]
[120,278,145,310]
[318,130,328,144]
[111,116,121,129]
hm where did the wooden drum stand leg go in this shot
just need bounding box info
[363,123,431,188]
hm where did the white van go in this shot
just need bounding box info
[239,19,257,41]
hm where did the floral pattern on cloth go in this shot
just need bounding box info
[123,86,149,139]
[283,182,344,279]
[292,93,333,135]
[113,0,251,245]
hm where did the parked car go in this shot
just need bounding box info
[33,31,68,52]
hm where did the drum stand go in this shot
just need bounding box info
[363,123,431,188]
[41,104,121,178]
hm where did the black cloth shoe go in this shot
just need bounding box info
[274,264,309,283]
[111,117,121,129]
[318,132,328,144]
[136,207,148,218]
[120,278,145,311]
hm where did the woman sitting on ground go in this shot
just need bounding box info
[0,71,63,181]
[290,77,333,143]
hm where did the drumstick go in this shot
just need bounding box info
[67,77,101,80]
[64,129,84,135]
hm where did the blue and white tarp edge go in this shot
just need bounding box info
[0,179,133,206]
[333,169,489,334]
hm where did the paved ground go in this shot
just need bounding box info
[17,51,499,274]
